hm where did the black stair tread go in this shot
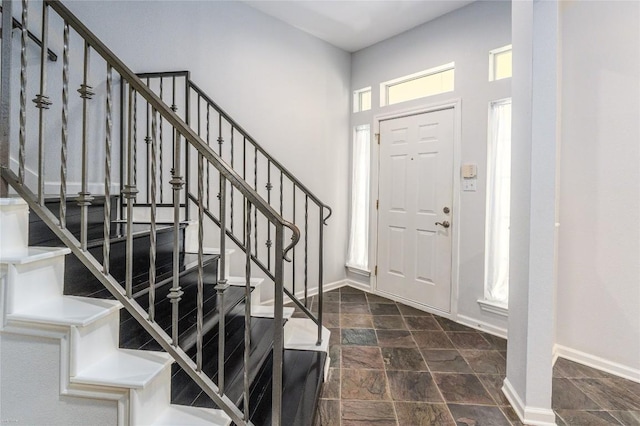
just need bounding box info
[249,349,327,426]
[119,263,241,352]
[172,309,277,409]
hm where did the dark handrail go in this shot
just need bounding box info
[0,5,57,61]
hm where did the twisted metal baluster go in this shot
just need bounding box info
[230,127,234,234]
[145,78,151,203]
[205,104,209,210]
[292,183,296,295]
[133,92,138,187]
[159,78,164,203]
[216,175,228,394]
[18,0,28,184]
[279,171,283,217]
[317,205,324,345]
[123,87,139,298]
[59,22,69,228]
[304,195,308,306]
[169,127,184,345]
[266,161,272,269]
[33,2,52,205]
[77,41,95,251]
[243,199,252,421]
[243,137,246,245]
[148,108,158,322]
[196,152,205,371]
[254,146,257,257]
[103,64,113,275]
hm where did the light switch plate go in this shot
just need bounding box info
[463,179,477,191]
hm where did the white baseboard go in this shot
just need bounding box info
[456,314,508,339]
[554,344,640,383]
[502,378,557,426]
[343,279,371,293]
[262,279,349,306]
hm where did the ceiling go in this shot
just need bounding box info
[242,0,475,52]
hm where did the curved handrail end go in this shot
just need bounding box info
[282,221,300,262]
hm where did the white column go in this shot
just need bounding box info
[502,1,560,425]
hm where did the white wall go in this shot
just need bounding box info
[556,1,640,377]
[37,1,352,287]
[350,1,511,332]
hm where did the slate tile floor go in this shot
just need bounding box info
[296,286,640,425]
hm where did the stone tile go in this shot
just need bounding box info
[315,399,340,426]
[381,347,428,371]
[397,304,431,316]
[340,286,366,294]
[610,410,640,425]
[328,345,340,368]
[340,302,371,315]
[433,373,494,405]
[341,369,390,400]
[610,378,640,408]
[370,303,401,316]
[329,328,341,347]
[323,313,340,328]
[341,328,377,346]
[320,368,340,399]
[373,315,407,330]
[412,331,454,349]
[386,370,443,402]
[323,291,341,303]
[341,400,397,426]
[323,302,340,314]
[366,293,396,304]
[573,378,640,410]
[555,410,622,425]
[554,357,614,379]
[341,292,367,304]
[395,402,455,425]
[460,350,507,375]
[501,406,525,426]
[477,374,510,406]
[340,313,374,329]
[404,315,440,331]
[342,346,385,370]
[447,332,492,350]
[376,330,416,348]
[447,404,511,426]
[552,378,600,410]
[292,311,309,318]
[422,349,473,373]
[479,332,508,351]
[435,316,474,332]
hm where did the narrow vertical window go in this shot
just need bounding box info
[484,99,512,306]
[346,125,371,272]
[353,87,371,113]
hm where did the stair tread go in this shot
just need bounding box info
[250,349,327,426]
[152,405,231,426]
[226,276,265,287]
[7,295,121,327]
[72,348,172,389]
[284,318,331,352]
[0,246,70,264]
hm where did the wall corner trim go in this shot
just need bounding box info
[502,378,557,426]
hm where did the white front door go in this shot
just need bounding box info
[376,108,455,312]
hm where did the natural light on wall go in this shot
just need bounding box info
[380,63,455,106]
[346,125,371,273]
[484,99,512,309]
[490,45,512,81]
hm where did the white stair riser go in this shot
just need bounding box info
[0,201,29,256]
[130,206,184,223]
[70,310,120,376]
[5,256,65,314]
[130,365,172,425]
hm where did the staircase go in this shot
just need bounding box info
[0,1,330,425]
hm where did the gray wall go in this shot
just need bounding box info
[350,1,512,333]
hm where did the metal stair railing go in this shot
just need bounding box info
[131,70,332,341]
[0,1,324,424]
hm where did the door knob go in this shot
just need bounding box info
[435,221,450,229]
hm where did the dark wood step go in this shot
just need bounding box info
[249,349,327,426]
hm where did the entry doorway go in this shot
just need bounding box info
[376,107,456,312]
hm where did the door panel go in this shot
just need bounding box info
[377,108,454,312]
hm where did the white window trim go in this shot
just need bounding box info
[489,44,512,82]
[478,298,509,318]
[379,62,455,107]
[353,86,372,113]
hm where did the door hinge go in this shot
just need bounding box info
[375,133,380,144]
[376,199,379,210]
[375,265,378,276]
